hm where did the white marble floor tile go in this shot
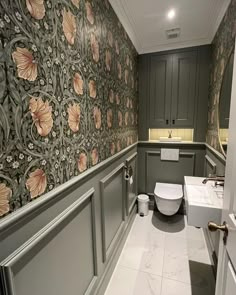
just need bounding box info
[187,238,211,264]
[161,278,194,295]
[105,266,162,295]
[139,243,165,276]
[119,229,165,275]
[186,225,204,241]
[106,211,215,295]
[164,235,188,256]
[163,237,215,288]
[163,249,191,284]
[161,278,215,295]
[118,242,146,270]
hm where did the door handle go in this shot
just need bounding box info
[166,119,169,125]
[208,221,228,245]
[172,119,175,125]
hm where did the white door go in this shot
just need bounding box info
[215,40,236,295]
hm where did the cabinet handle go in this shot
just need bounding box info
[172,119,175,125]
[166,119,169,125]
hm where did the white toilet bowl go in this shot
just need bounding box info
[154,182,183,216]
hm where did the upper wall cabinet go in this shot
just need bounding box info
[149,54,172,128]
[138,46,211,141]
[149,51,197,128]
[172,51,197,127]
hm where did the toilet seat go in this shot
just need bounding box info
[154,182,183,200]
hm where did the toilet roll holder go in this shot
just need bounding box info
[124,165,133,181]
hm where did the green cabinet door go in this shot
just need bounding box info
[171,51,197,128]
[149,54,172,128]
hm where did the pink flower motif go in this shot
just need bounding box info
[89,80,97,98]
[115,40,119,55]
[93,106,101,129]
[29,97,53,136]
[220,58,225,76]
[67,103,81,132]
[12,47,37,81]
[130,99,133,109]
[109,89,114,103]
[26,0,45,20]
[214,93,219,105]
[86,1,94,25]
[131,76,134,89]
[108,31,113,47]
[73,73,83,95]
[117,140,121,152]
[71,0,80,8]
[62,8,76,45]
[118,111,122,127]
[131,113,134,125]
[126,55,129,66]
[126,136,130,146]
[91,148,98,165]
[78,152,87,172]
[126,97,130,108]
[107,109,113,128]
[125,112,129,126]
[26,169,47,199]
[110,142,115,155]
[0,183,12,217]
[90,33,99,63]
[125,69,129,84]
[116,94,120,105]
[105,50,111,72]
[117,62,122,79]
[210,109,215,124]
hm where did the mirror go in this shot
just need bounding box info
[218,51,234,156]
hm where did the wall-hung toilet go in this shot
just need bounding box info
[154,182,183,216]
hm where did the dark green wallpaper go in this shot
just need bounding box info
[0,0,138,217]
[206,0,236,151]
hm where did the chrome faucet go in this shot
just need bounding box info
[202,176,225,184]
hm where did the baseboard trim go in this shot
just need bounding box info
[203,228,218,277]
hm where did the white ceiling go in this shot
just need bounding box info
[109,0,231,54]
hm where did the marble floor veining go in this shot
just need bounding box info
[104,211,215,295]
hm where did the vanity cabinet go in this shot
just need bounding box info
[149,51,197,128]
[138,45,211,141]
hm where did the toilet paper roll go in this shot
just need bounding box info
[130,176,133,185]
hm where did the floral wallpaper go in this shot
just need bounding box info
[206,0,236,151]
[0,0,138,218]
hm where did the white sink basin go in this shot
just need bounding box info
[184,176,223,228]
[159,137,182,142]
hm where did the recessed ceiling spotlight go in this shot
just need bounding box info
[167,9,176,20]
